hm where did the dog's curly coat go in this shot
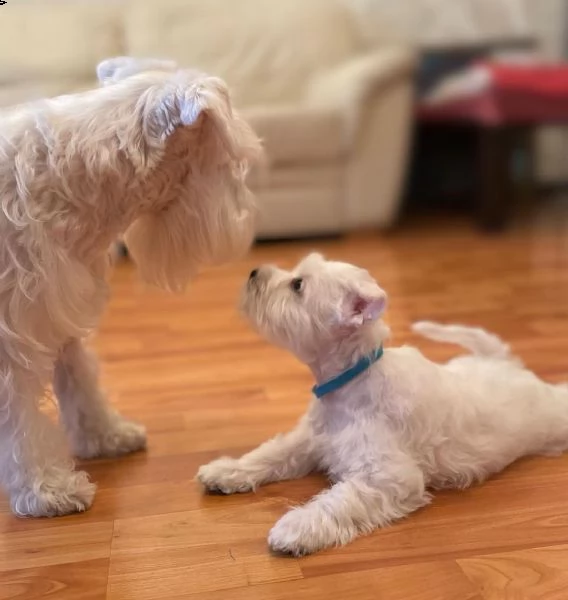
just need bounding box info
[0,57,263,517]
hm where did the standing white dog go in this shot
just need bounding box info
[198,253,568,556]
[0,57,263,517]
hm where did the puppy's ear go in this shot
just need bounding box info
[341,279,387,327]
[97,56,177,86]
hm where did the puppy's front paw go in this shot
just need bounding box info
[11,469,96,518]
[72,416,147,459]
[197,458,254,494]
[268,508,321,557]
[268,506,355,557]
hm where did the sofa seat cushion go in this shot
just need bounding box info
[252,164,345,238]
[244,106,347,164]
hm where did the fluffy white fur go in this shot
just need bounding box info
[198,253,568,556]
[0,56,263,517]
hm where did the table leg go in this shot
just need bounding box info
[477,126,513,231]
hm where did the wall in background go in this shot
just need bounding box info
[346,0,531,47]
[522,0,568,184]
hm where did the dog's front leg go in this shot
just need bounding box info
[0,370,96,517]
[268,466,430,556]
[54,339,146,459]
[197,416,317,494]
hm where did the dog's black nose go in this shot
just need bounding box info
[249,269,259,280]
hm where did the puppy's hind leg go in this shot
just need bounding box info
[533,383,568,457]
[197,416,317,494]
[54,339,146,459]
[0,366,95,517]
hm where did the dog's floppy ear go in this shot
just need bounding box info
[340,278,387,327]
[143,73,264,166]
[97,56,177,86]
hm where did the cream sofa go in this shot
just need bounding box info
[0,0,416,238]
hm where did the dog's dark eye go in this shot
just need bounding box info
[290,278,304,293]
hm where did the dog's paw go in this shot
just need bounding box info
[73,417,147,459]
[11,470,96,518]
[268,506,353,557]
[196,458,254,494]
[268,508,323,557]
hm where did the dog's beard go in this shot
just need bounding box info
[124,182,255,293]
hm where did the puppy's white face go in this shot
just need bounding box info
[241,253,387,361]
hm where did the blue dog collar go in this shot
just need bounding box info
[312,346,384,399]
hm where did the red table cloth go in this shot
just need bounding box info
[419,61,568,126]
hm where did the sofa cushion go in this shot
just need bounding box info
[243,106,347,164]
[124,0,362,107]
[0,3,121,82]
[252,164,345,238]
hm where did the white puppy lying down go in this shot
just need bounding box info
[198,253,568,556]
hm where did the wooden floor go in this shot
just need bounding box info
[3,217,568,599]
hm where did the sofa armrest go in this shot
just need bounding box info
[305,47,417,116]
[306,48,417,230]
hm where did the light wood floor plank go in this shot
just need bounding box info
[459,544,568,600]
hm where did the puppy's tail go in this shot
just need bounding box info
[411,321,511,359]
